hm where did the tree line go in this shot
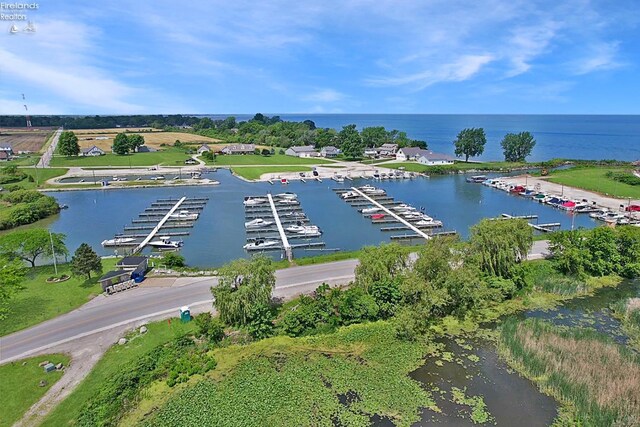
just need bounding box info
[0,115,200,129]
[57,131,145,156]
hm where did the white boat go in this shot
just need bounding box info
[294,229,322,237]
[332,175,345,183]
[281,211,306,218]
[245,218,274,228]
[170,210,199,220]
[359,185,376,192]
[148,237,183,249]
[367,189,386,196]
[286,224,320,233]
[101,237,137,246]
[393,204,415,212]
[362,207,381,214]
[341,191,359,199]
[243,240,280,250]
[243,197,267,206]
[415,219,443,227]
[276,192,297,199]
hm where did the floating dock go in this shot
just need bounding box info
[133,197,187,253]
[267,194,292,261]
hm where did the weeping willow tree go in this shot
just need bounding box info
[468,218,533,278]
[211,255,275,326]
[354,243,409,292]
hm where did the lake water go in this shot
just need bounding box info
[46,170,598,267]
[204,114,640,162]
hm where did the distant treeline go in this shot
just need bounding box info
[0,115,200,129]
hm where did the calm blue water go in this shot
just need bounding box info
[46,170,597,267]
[204,114,640,162]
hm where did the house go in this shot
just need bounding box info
[80,146,105,156]
[364,148,378,158]
[0,151,10,161]
[416,151,455,166]
[0,144,14,156]
[395,147,425,162]
[320,146,340,158]
[221,144,255,155]
[378,143,398,157]
[285,145,319,158]
[197,144,211,154]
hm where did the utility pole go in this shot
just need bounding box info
[49,231,58,275]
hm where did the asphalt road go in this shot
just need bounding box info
[37,128,62,168]
[0,242,549,363]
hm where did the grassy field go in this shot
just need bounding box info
[545,167,640,199]
[0,353,69,427]
[499,318,640,426]
[211,153,332,166]
[41,320,195,427]
[4,168,68,189]
[0,258,117,336]
[0,129,52,153]
[231,166,312,180]
[2,154,41,166]
[49,149,191,167]
[384,161,528,174]
[75,130,220,151]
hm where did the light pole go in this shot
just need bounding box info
[49,231,58,275]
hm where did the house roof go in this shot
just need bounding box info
[322,146,339,152]
[117,256,147,267]
[418,151,456,162]
[81,145,102,153]
[137,146,156,152]
[379,143,398,150]
[288,145,317,153]
[99,270,129,282]
[198,144,211,150]
[398,147,424,157]
[223,144,255,151]
[0,144,13,150]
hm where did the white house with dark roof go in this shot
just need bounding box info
[197,144,211,154]
[320,146,340,157]
[80,146,105,156]
[395,147,425,162]
[285,145,319,158]
[221,144,255,155]
[417,151,455,166]
[378,143,398,157]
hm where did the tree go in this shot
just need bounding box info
[247,303,275,339]
[161,252,186,268]
[453,128,486,162]
[128,134,145,152]
[57,131,80,156]
[194,312,225,343]
[337,124,364,159]
[355,243,408,292]
[361,126,389,148]
[211,255,275,326]
[467,219,532,280]
[0,229,68,267]
[70,243,102,279]
[0,257,26,319]
[370,279,401,319]
[501,132,536,162]
[112,133,130,155]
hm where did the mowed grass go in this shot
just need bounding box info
[41,320,195,427]
[211,153,332,166]
[0,258,117,336]
[231,166,312,180]
[499,318,640,426]
[384,161,527,173]
[49,149,191,167]
[0,353,69,427]
[75,130,220,151]
[546,167,640,199]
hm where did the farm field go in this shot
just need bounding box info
[0,129,53,153]
[49,148,192,167]
[75,130,221,151]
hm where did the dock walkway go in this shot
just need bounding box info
[133,197,186,253]
[267,194,292,261]
[350,187,431,240]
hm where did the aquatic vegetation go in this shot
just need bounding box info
[450,387,493,424]
[499,318,640,426]
[611,297,640,349]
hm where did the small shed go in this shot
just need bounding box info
[117,256,148,282]
[98,270,131,292]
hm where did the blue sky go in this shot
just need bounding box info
[1,0,639,114]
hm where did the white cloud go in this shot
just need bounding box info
[572,42,623,74]
[303,89,345,103]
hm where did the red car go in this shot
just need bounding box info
[625,204,640,212]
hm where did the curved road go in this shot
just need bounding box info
[0,241,549,363]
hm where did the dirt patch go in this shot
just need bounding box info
[0,130,51,152]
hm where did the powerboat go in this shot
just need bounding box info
[285,224,320,233]
[101,237,137,246]
[281,211,306,218]
[276,192,297,199]
[366,189,386,196]
[170,210,199,220]
[362,207,381,214]
[466,175,487,183]
[293,228,322,237]
[332,174,345,183]
[393,204,415,212]
[359,185,376,192]
[148,237,183,249]
[245,218,274,228]
[415,219,443,227]
[243,197,267,206]
[341,191,359,199]
[277,199,298,205]
[243,240,280,250]
[371,213,385,220]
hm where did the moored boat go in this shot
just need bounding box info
[101,237,137,246]
[243,197,268,206]
[245,218,274,228]
[169,210,199,220]
[148,237,183,249]
[243,240,280,250]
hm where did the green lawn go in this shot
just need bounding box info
[210,154,332,166]
[0,353,69,427]
[49,149,191,167]
[545,167,640,199]
[41,320,195,427]
[384,161,527,174]
[0,258,117,336]
[3,155,41,167]
[231,166,312,180]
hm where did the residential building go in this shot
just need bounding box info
[395,147,424,161]
[80,146,105,156]
[416,151,455,166]
[221,144,255,155]
[0,144,14,156]
[378,143,398,157]
[364,148,378,158]
[285,145,319,158]
[320,146,340,157]
[197,144,211,154]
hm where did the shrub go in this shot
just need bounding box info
[194,312,225,343]
[161,252,186,268]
